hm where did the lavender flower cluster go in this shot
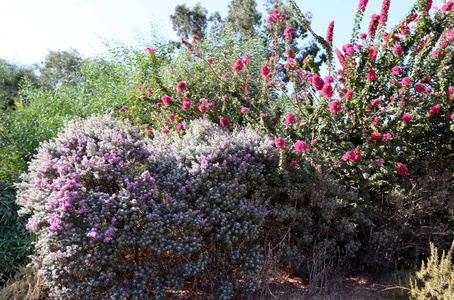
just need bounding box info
[16,115,279,299]
[16,114,204,299]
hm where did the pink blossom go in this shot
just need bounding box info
[291,160,297,166]
[146,129,153,134]
[146,88,152,93]
[368,14,381,36]
[285,48,294,57]
[145,47,156,52]
[160,95,173,107]
[182,98,191,109]
[260,114,266,118]
[429,105,440,115]
[136,86,141,90]
[275,138,286,148]
[402,113,412,122]
[382,133,391,140]
[393,45,403,56]
[396,162,408,175]
[207,58,213,64]
[192,35,200,40]
[322,84,334,97]
[358,0,369,11]
[366,69,377,80]
[222,96,228,101]
[294,141,308,151]
[380,0,391,26]
[414,83,425,93]
[176,123,184,130]
[219,116,231,126]
[326,20,335,44]
[284,113,296,124]
[328,100,342,113]
[448,86,454,93]
[442,1,454,11]
[312,75,325,91]
[198,104,207,111]
[401,77,411,85]
[359,33,367,39]
[343,148,361,161]
[176,81,186,91]
[370,131,382,140]
[119,106,129,112]
[162,128,170,134]
[343,90,353,99]
[283,27,294,41]
[426,0,433,11]
[260,65,271,77]
[241,107,249,113]
[451,112,454,120]
[232,59,245,72]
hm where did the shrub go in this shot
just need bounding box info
[16,114,204,299]
[409,241,454,299]
[148,118,280,299]
[0,183,33,281]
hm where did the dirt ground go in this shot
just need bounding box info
[168,272,410,299]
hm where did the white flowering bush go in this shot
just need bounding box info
[16,114,205,299]
[148,118,279,299]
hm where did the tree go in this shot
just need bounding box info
[225,0,262,36]
[170,3,208,40]
[0,59,38,109]
[38,48,83,88]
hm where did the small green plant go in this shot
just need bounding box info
[409,241,454,299]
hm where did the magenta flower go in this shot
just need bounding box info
[358,0,369,11]
[260,65,271,77]
[146,129,153,134]
[328,100,342,113]
[232,59,245,72]
[176,81,187,91]
[366,69,377,80]
[283,27,294,41]
[312,75,325,91]
[401,77,411,85]
[192,35,200,40]
[370,131,382,140]
[343,90,353,99]
[402,113,412,122]
[119,106,129,112]
[359,33,367,39]
[162,128,170,134]
[275,137,286,148]
[326,20,334,44]
[368,14,381,36]
[144,47,156,52]
[396,163,408,175]
[241,107,249,113]
[414,83,425,93]
[198,104,207,111]
[181,98,191,109]
[322,84,334,97]
[380,0,391,26]
[146,88,152,93]
[284,113,296,124]
[426,0,433,11]
[219,116,231,126]
[294,141,307,152]
[393,45,403,56]
[136,86,141,90]
[161,95,173,105]
[207,58,213,64]
[429,105,440,115]
[176,123,184,130]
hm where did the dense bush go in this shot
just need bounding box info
[148,118,279,299]
[0,183,33,280]
[15,114,205,299]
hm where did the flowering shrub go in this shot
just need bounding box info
[16,114,205,299]
[148,118,279,299]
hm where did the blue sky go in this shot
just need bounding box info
[0,0,430,65]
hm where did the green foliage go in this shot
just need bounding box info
[170,3,208,39]
[0,59,38,109]
[0,184,33,280]
[37,48,83,88]
[409,241,454,299]
[225,0,262,36]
